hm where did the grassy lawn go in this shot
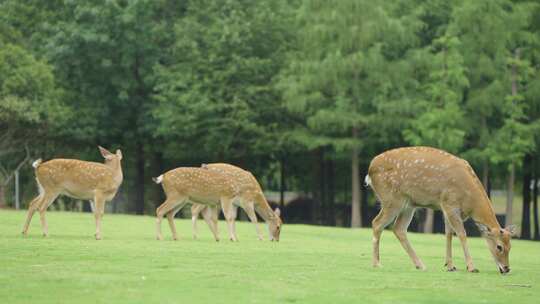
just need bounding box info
[1,209,539,304]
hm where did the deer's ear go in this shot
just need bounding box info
[477,223,492,236]
[506,225,517,236]
[116,149,123,160]
[274,208,281,217]
[98,146,113,159]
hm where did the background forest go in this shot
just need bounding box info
[1,0,540,240]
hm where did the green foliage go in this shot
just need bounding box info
[0,42,61,156]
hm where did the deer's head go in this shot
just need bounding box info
[478,224,516,274]
[98,146,123,168]
[268,208,282,241]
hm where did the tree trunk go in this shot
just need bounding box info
[351,128,361,228]
[319,150,326,225]
[326,158,335,226]
[311,149,322,224]
[521,155,531,239]
[506,163,515,227]
[134,140,145,215]
[482,159,490,197]
[279,157,285,208]
[0,184,6,208]
[533,159,539,240]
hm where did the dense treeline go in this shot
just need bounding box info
[1,0,540,239]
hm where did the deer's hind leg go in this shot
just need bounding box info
[167,202,185,241]
[22,194,44,235]
[393,207,425,270]
[371,186,407,268]
[38,192,59,237]
[156,196,187,240]
[220,197,238,242]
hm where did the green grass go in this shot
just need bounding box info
[1,210,539,304]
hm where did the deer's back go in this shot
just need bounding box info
[203,163,262,194]
[368,147,481,207]
[36,159,117,199]
[163,167,239,201]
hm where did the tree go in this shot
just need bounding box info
[279,0,422,227]
[403,34,469,233]
[0,41,59,206]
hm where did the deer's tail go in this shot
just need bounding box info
[152,174,163,184]
[32,159,42,169]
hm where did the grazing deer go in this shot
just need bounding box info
[200,163,282,241]
[21,146,123,240]
[154,164,282,241]
[366,146,515,274]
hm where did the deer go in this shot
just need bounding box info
[21,146,123,240]
[153,163,282,242]
[366,146,515,274]
[191,163,282,241]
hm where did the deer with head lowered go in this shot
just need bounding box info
[154,163,282,241]
[21,146,123,240]
[366,146,515,274]
[191,163,282,241]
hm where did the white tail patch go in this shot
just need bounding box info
[152,174,163,184]
[364,174,372,187]
[32,159,42,168]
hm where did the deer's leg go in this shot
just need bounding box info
[22,195,43,235]
[220,197,238,242]
[167,204,184,241]
[243,201,263,240]
[444,218,457,271]
[372,204,402,268]
[156,197,185,240]
[442,206,477,273]
[93,192,106,240]
[231,204,239,241]
[191,204,204,240]
[393,207,425,270]
[201,206,220,241]
[38,193,58,237]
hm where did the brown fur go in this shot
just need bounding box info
[367,146,513,273]
[21,146,123,240]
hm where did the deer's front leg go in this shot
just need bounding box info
[444,218,457,271]
[201,206,220,241]
[93,193,105,240]
[220,197,237,242]
[442,207,478,273]
[243,201,263,240]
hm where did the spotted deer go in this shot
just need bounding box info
[192,163,282,241]
[153,164,282,241]
[366,146,515,274]
[21,146,123,240]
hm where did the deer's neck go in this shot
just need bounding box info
[254,193,276,223]
[107,161,123,184]
[470,191,501,230]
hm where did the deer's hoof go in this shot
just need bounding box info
[415,265,426,271]
[447,266,457,272]
[468,268,479,273]
[156,235,163,241]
